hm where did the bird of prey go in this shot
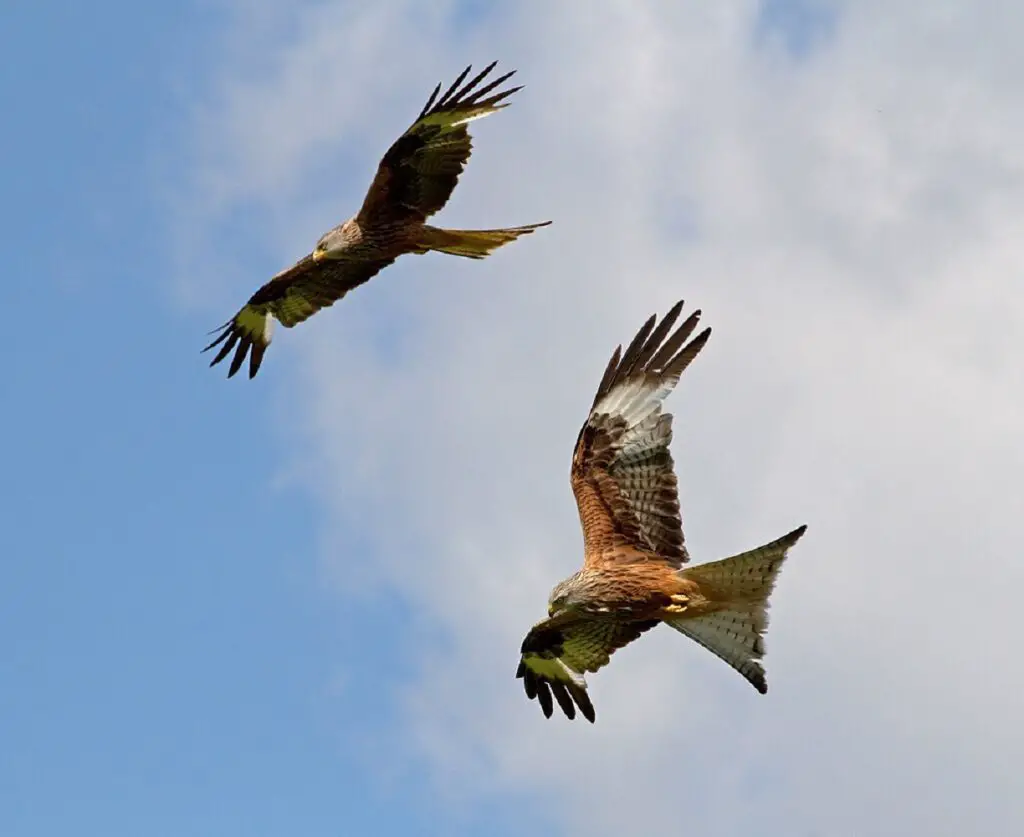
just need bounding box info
[204,62,550,378]
[516,301,807,722]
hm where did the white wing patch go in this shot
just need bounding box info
[419,107,501,131]
[592,376,676,444]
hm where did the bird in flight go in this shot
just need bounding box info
[204,61,550,378]
[516,301,807,722]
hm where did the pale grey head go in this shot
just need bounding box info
[312,220,358,263]
[547,572,586,616]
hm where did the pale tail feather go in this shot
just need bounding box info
[667,525,807,693]
[418,223,551,259]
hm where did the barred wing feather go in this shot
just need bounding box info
[571,301,711,566]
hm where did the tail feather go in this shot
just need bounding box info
[667,525,807,693]
[418,222,551,259]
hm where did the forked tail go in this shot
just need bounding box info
[667,525,807,693]
[417,222,551,259]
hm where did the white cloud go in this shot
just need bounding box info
[181,1,1024,833]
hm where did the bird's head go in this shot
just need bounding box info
[312,226,347,263]
[547,574,584,617]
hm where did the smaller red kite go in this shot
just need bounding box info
[205,62,549,378]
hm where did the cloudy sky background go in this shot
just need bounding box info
[5,1,1023,835]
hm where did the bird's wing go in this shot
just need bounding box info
[571,301,711,568]
[355,62,522,228]
[203,254,395,379]
[516,617,659,722]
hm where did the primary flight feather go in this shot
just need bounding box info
[516,301,807,722]
[204,62,550,379]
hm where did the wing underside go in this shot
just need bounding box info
[571,301,711,566]
[357,62,523,226]
[517,618,658,722]
[203,255,395,378]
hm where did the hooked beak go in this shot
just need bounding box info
[312,249,325,263]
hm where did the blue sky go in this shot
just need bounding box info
[5,2,1024,836]
[1,3,526,834]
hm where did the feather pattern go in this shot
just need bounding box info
[515,304,807,722]
[357,61,522,227]
[668,525,806,693]
[517,618,659,722]
[571,300,711,567]
[203,256,395,379]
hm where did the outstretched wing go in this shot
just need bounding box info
[203,254,395,379]
[571,301,711,568]
[356,62,522,228]
[516,617,659,722]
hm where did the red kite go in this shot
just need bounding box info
[517,301,806,722]
[205,62,549,378]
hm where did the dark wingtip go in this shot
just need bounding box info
[536,679,554,718]
[568,683,595,723]
[248,342,267,379]
[226,335,251,378]
[201,322,232,353]
[476,83,522,110]
[203,318,268,380]
[207,329,240,369]
[425,61,523,116]
[418,80,443,119]
[692,325,712,353]
[550,681,577,720]
[432,64,474,111]
[519,664,595,722]
[772,524,808,551]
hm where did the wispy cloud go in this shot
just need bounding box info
[179,2,1024,833]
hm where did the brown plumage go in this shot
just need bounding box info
[516,301,807,722]
[204,62,550,378]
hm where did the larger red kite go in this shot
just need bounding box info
[516,301,807,722]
